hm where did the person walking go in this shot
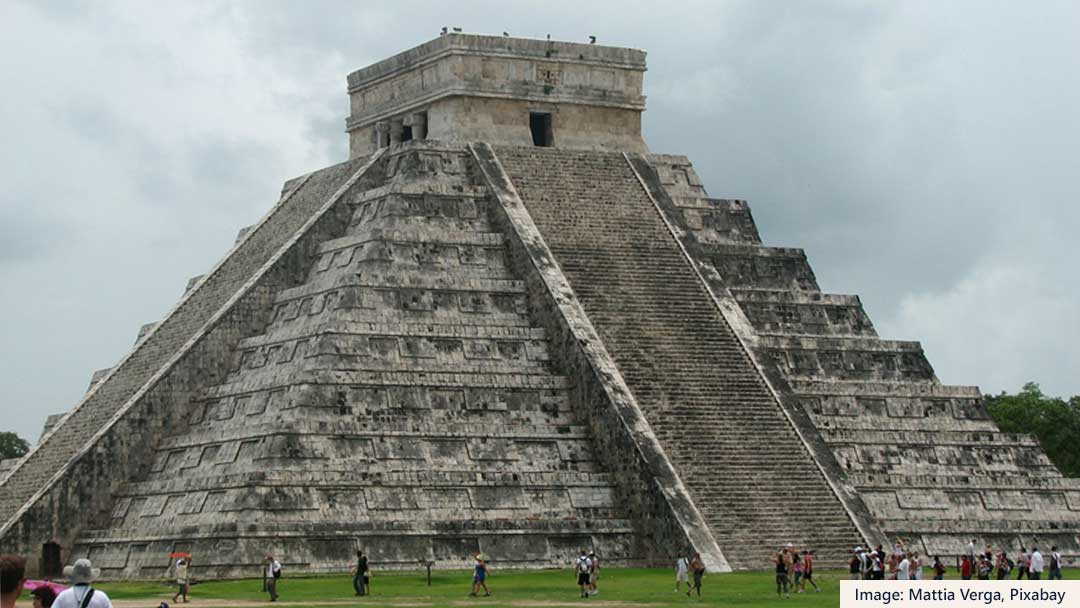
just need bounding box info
[897,553,911,581]
[172,557,191,603]
[575,550,591,598]
[866,550,880,581]
[1015,547,1029,580]
[774,549,790,598]
[470,554,490,597]
[932,556,946,580]
[790,546,799,591]
[1029,547,1044,580]
[996,551,1011,580]
[353,550,369,596]
[802,550,820,592]
[1049,546,1063,580]
[265,555,281,602]
[687,553,704,597]
[587,551,600,597]
[792,551,804,591]
[849,548,862,581]
[674,554,691,594]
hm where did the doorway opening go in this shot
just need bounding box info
[41,542,62,579]
[529,112,553,147]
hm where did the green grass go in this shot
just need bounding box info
[71,568,849,607]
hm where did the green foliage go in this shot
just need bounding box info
[985,382,1080,477]
[0,432,30,460]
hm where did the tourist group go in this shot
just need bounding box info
[772,544,822,597]
[844,539,1065,583]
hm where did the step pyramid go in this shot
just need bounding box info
[3,33,1076,579]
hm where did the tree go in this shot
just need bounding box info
[985,382,1080,477]
[0,432,30,460]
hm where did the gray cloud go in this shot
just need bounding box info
[1,0,1077,441]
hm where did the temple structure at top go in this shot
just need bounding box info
[345,34,648,156]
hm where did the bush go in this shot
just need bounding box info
[985,383,1080,477]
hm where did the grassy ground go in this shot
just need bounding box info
[58,568,848,608]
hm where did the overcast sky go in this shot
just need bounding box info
[2,1,1077,441]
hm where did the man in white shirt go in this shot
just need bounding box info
[53,560,112,608]
[860,549,873,580]
[674,554,690,593]
[966,539,976,561]
[1029,547,1044,580]
[265,555,281,601]
[897,554,911,581]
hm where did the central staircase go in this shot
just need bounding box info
[496,147,865,568]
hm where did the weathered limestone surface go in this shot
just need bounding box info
[495,147,867,568]
[11,143,661,579]
[638,153,1080,559]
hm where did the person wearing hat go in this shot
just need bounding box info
[172,557,191,603]
[53,560,111,608]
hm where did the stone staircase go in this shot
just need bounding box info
[642,153,1080,560]
[496,147,865,569]
[67,144,638,579]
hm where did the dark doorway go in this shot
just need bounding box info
[401,126,413,142]
[529,112,553,147]
[41,542,62,578]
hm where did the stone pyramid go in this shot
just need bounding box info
[2,34,1076,579]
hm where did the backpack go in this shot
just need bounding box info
[272,564,282,579]
[577,557,590,574]
[850,556,860,573]
[1051,554,1059,570]
[1005,557,1014,572]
